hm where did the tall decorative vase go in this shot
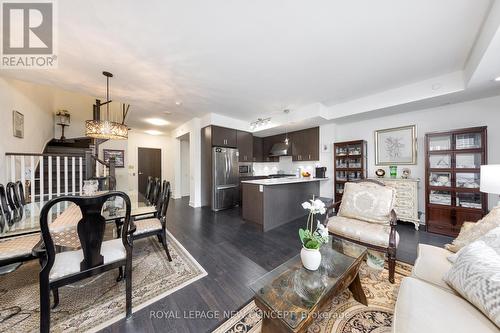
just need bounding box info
[389,165,397,178]
[300,247,322,271]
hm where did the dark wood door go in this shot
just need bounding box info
[237,130,253,162]
[291,130,306,161]
[138,147,162,197]
[212,126,237,147]
[253,136,263,162]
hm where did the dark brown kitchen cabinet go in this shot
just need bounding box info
[262,135,280,162]
[253,136,264,162]
[237,130,253,162]
[211,125,237,147]
[291,127,319,161]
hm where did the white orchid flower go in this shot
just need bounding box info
[317,221,329,238]
[302,201,312,210]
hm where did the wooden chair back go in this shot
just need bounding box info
[39,191,132,272]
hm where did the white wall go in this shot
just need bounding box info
[172,118,202,207]
[334,95,500,216]
[180,138,190,196]
[0,77,55,183]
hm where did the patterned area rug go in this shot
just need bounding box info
[213,261,412,333]
[0,232,207,332]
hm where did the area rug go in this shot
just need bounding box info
[0,232,207,333]
[213,261,412,333]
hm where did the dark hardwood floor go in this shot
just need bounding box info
[103,197,452,333]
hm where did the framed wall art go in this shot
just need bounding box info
[103,149,125,168]
[13,110,24,138]
[375,125,417,165]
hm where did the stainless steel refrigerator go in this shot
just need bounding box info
[212,147,239,211]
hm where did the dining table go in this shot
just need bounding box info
[0,191,156,242]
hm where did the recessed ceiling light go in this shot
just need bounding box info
[495,76,500,82]
[145,118,169,126]
[145,130,163,136]
[163,111,172,114]
[175,101,182,106]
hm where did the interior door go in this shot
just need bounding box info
[138,148,162,197]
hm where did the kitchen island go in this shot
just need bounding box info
[241,177,328,232]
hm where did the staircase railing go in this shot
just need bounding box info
[5,152,85,204]
[84,150,116,191]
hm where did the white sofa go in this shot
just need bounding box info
[392,244,498,333]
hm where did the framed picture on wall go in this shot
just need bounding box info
[103,149,125,168]
[375,125,417,165]
[13,110,24,138]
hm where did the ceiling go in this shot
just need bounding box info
[0,0,495,132]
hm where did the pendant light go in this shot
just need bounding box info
[85,71,129,140]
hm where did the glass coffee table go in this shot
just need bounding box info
[249,237,368,333]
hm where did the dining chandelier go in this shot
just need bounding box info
[85,71,129,140]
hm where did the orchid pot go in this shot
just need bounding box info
[299,197,329,271]
[300,246,322,271]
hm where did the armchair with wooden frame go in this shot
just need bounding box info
[325,179,398,283]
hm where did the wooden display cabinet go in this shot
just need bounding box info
[425,126,488,237]
[334,140,367,202]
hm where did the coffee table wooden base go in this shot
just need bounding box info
[255,258,368,333]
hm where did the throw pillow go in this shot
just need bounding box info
[338,182,395,224]
[444,227,500,327]
[445,206,500,253]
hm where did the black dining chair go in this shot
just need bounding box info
[0,184,12,229]
[150,178,162,206]
[144,176,153,202]
[132,181,172,261]
[6,182,20,210]
[37,192,134,333]
[15,181,26,206]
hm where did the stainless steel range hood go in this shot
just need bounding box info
[269,142,290,157]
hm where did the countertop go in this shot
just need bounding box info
[241,177,329,186]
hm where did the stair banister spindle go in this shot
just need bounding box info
[72,157,76,194]
[10,155,15,182]
[48,156,52,200]
[20,156,25,196]
[30,156,35,203]
[64,156,68,195]
[79,157,83,195]
[39,156,44,204]
[56,156,61,197]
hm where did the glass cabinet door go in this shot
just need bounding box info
[456,173,480,189]
[348,145,362,156]
[456,153,481,169]
[429,172,451,187]
[429,190,451,206]
[456,193,482,209]
[429,154,451,168]
[429,135,452,151]
[455,133,482,150]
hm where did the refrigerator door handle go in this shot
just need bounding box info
[216,184,239,190]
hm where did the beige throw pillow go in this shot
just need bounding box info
[445,206,500,253]
[444,227,500,328]
[338,182,395,225]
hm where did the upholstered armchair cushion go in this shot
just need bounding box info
[338,182,396,224]
[327,216,399,248]
[411,244,454,293]
[49,239,126,280]
[134,218,162,235]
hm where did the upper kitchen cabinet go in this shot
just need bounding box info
[237,130,253,162]
[211,125,237,147]
[291,127,319,161]
[262,134,283,162]
[253,136,264,162]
